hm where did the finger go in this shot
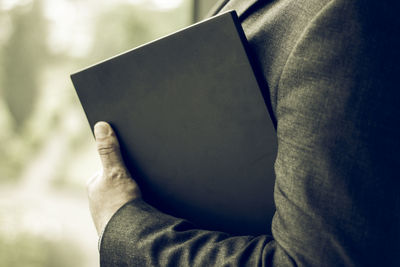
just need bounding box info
[94,121,126,173]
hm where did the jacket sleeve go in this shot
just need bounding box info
[100,1,400,266]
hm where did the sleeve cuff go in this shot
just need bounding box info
[98,198,148,252]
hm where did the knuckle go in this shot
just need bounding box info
[124,182,141,199]
[105,166,128,180]
[126,182,141,196]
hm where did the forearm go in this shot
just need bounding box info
[100,199,284,266]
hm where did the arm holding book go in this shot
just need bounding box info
[87,0,400,266]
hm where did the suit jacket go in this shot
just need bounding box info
[100,0,400,266]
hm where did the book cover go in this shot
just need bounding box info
[71,11,277,235]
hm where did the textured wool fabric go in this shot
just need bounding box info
[100,0,400,266]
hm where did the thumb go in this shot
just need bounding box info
[94,121,126,174]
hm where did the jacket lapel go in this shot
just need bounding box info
[207,0,260,18]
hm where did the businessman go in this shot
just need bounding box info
[87,0,400,266]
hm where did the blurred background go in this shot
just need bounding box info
[0,0,215,266]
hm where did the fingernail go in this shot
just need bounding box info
[94,122,110,139]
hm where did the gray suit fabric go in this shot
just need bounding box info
[100,0,400,266]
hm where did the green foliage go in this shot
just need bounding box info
[1,0,48,131]
[89,2,191,63]
[0,232,84,267]
[0,136,28,183]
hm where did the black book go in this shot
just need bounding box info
[71,11,277,235]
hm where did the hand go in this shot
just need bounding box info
[87,121,141,236]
